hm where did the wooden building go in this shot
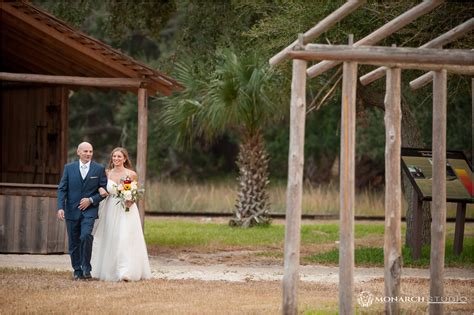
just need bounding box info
[0,1,181,253]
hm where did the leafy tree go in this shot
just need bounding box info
[162,49,284,227]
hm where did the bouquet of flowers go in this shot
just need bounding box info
[113,175,142,212]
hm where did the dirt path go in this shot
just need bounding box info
[1,253,473,283]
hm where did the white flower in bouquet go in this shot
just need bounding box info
[123,190,133,201]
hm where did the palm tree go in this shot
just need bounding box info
[162,49,283,227]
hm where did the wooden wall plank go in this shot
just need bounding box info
[60,86,68,170]
[47,196,56,253]
[18,196,30,252]
[10,196,22,252]
[35,196,49,253]
[0,195,10,252]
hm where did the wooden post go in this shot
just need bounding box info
[136,86,148,229]
[282,58,307,315]
[453,203,466,255]
[411,196,423,260]
[429,69,447,315]
[339,35,357,315]
[384,66,402,314]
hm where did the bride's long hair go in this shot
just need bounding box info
[107,147,133,171]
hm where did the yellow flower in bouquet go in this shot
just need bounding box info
[113,175,142,212]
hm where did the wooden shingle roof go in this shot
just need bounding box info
[0,1,182,95]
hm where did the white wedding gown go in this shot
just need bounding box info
[91,180,151,281]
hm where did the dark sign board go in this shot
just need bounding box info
[401,148,473,203]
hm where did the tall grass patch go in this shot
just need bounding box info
[146,179,473,218]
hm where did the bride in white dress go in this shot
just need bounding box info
[91,147,151,281]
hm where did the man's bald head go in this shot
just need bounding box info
[77,142,93,151]
[77,142,93,164]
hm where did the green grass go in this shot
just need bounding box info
[304,239,474,268]
[145,221,385,248]
[144,219,474,268]
[301,306,338,315]
[402,242,474,267]
[305,247,385,267]
[144,220,284,248]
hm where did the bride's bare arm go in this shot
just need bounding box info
[129,170,138,182]
[98,187,108,197]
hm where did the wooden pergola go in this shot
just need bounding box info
[270,0,473,314]
[0,1,181,253]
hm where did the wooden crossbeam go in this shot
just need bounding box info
[0,72,145,88]
[409,72,436,90]
[306,0,444,78]
[360,18,474,86]
[269,0,365,66]
[288,44,474,73]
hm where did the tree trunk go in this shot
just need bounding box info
[400,96,431,247]
[229,130,271,228]
[358,85,431,247]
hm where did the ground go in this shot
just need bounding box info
[1,217,473,313]
[1,251,473,313]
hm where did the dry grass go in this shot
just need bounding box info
[1,268,472,314]
[146,180,384,215]
[146,180,473,218]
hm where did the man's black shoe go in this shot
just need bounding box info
[73,275,83,281]
[83,272,92,280]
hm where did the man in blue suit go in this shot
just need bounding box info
[57,142,107,280]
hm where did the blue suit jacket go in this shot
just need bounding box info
[57,161,108,220]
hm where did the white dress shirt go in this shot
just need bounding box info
[80,161,91,180]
